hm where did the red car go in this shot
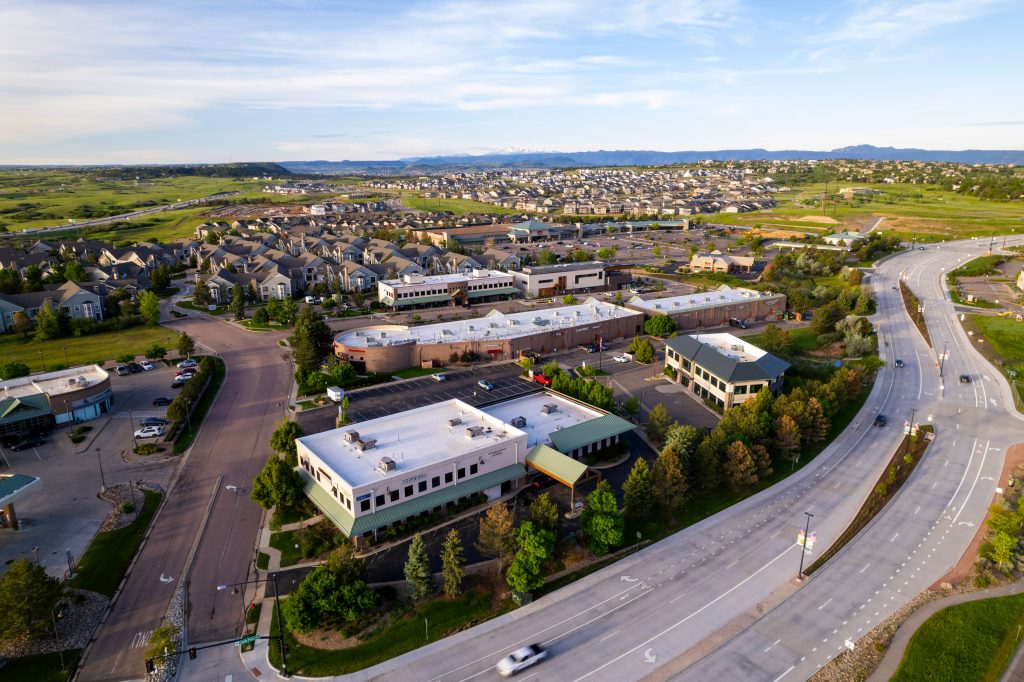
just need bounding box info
[533,373,552,387]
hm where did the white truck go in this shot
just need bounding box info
[327,386,344,403]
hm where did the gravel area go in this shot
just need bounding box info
[98,482,164,532]
[147,579,186,681]
[0,589,109,658]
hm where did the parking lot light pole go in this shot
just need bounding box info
[797,511,814,580]
[938,341,949,379]
[51,605,65,671]
[95,446,106,493]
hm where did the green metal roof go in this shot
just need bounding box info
[0,474,40,505]
[0,393,51,427]
[548,413,636,454]
[467,286,519,298]
[525,444,588,485]
[298,463,526,537]
[385,293,453,307]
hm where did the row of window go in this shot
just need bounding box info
[307,459,482,514]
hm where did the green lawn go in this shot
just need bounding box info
[948,254,1008,279]
[0,326,178,372]
[256,552,270,570]
[69,490,161,596]
[397,192,521,215]
[973,316,1024,362]
[268,590,498,677]
[176,300,226,315]
[392,367,442,379]
[745,326,822,353]
[893,592,1024,682]
[173,356,226,453]
[2,649,83,682]
[268,529,305,567]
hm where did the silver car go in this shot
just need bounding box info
[496,644,547,677]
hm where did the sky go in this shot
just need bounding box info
[2,0,1023,164]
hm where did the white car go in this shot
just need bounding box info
[134,426,164,439]
[177,359,198,369]
[140,360,155,371]
[496,644,547,677]
[613,355,629,363]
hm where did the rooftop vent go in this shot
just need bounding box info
[731,344,743,351]
[448,418,463,428]
[376,455,395,473]
[465,425,485,438]
[343,430,360,444]
[510,416,527,428]
[541,404,559,415]
[356,439,377,452]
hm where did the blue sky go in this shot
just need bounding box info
[2,0,1022,163]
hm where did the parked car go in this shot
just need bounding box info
[177,359,198,369]
[134,426,164,439]
[613,355,629,363]
[532,373,552,387]
[894,359,905,368]
[140,417,168,427]
[114,364,130,376]
[10,434,45,451]
[959,374,971,384]
[171,377,189,388]
[496,644,548,677]
[139,360,155,371]
[530,474,554,490]
[874,414,887,427]
[432,372,448,382]
[729,317,748,329]
[152,396,174,406]
[127,362,143,373]
[175,369,196,379]
[477,379,495,391]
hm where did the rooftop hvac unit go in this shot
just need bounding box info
[731,345,743,351]
[510,416,527,428]
[376,455,395,472]
[575,310,582,317]
[343,430,360,444]
[356,439,377,452]
[541,404,559,415]
[654,303,662,310]
[465,425,485,438]
[448,418,462,428]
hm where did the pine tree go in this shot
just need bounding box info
[440,528,465,599]
[652,447,687,513]
[723,441,757,491]
[774,414,802,470]
[751,443,773,481]
[229,283,245,319]
[404,533,434,603]
[622,457,653,521]
[806,398,829,443]
[476,503,516,572]
[645,403,672,447]
[192,280,209,306]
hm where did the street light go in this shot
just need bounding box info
[218,574,288,677]
[38,350,46,372]
[62,344,69,367]
[51,604,65,671]
[797,511,814,580]
[94,446,106,493]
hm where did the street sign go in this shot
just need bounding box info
[236,635,260,647]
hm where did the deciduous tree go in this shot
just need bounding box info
[270,419,304,466]
[644,403,672,447]
[251,455,304,512]
[529,492,559,537]
[138,290,160,325]
[12,311,33,338]
[177,331,196,358]
[0,558,64,641]
[582,481,623,556]
[229,283,245,320]
[506,521,555,594]
[644,314,677,337]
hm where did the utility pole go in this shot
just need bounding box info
[95,447,106,493]
[797,511,814,580]
[938,341,948,379]
[905,408,918,456]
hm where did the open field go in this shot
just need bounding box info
[394,191,522,215]
[892,591,1024,681]
[963,314,1024,412]
[0,325,177,371]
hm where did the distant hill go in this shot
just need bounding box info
[280,145,1024,173]
[0,161,293,178]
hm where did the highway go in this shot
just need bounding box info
[309,237,1024,682]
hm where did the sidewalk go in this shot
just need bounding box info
[868,578,1024,681]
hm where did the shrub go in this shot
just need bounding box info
[120,502,135,514]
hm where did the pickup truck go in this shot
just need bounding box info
[532,372,552,387]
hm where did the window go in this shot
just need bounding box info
[445,472,453,484]
[375,494,385,507]
[346,498,352,510]
[390,490,399,502]
[418,481,427,493]
[457,467,466,480]
[735,385,747,395]
[360,499,371,512]
[682,359,691,370]
[432,476,441,488]
[404,485,413,498]
[750,384,762,393]
[470,463,478,475]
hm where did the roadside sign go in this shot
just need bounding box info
[236,635,260,647]
[845,639,855,651]
[797,529,806,546]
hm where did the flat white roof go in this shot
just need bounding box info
[297,399,526,489]
[690,332,767,362]
[336,297,640,347]
[628,285,779,314]
[481,393,603,448]
[1,365,109,400]
[381,270,509,287]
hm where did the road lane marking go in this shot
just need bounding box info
[890,532,899,542]
[599,630,619,643]
[952,439,991,525]
[773,664,796,680]
[860,563,870,573]
[946,437,978,510]
[817,598,832,610]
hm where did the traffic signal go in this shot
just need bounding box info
[145,659,155,673]
[188,647,197,660]
[283,644,290,655]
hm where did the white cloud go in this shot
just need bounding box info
[813,0,1008,44]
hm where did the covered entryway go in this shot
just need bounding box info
[525,444,596,508]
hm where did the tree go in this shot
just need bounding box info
[806,398,829,443]
[652,447,687,513]
[597,247,616,260]
[981,531,1017,570]
[581,481,623,556]
[476,502,516,572]
[12,311,33,338]
[622,457,653,521]
[812,301,844,336]
[229,283,245,319]
[759,324,792,355]
[192,281,209,306]
[628,336,655,363]
[695,434,722,491]
[34,301,62,340]
[283,548,376,633]
[664,424,702,475]
[177,331,196,358]
[138,290,160,326]
[537,249,558,265]
[144,343,167,360]
[774,414,802,469]
[404,533,434,603]
[270,419,304,467]
[622,395,640,418]
[295,304,332,356]
[723,441,757,491]
[251,455,304,512]
[0,558,64,642]
[518,356,535,373]
[506,521,555,594]
[529,492,559,536]
[853,290,872,315]
[644,314,677,337]
[64,258,87,283]
[644,403,672,447]
[562,294,578,305]
[0,361,31,380]
[751,443,773,480]
[441,528,465,599]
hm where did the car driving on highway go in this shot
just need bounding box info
[495,643,547,677]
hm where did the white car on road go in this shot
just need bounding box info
[134,426,165,439]
[613,354,629,363]
[495,644,547,677]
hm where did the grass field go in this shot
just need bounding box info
[964,314,1024,413]
[3,649,83,682]
[948,254,1008,279]
[0,325,178,371]
[396,191,522,215]
[892,592,1024,682]
[69,490,161,596]
[745,326,823,353]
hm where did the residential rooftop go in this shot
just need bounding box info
[1,365,109,400]
[480,393,603,448]
[626,285,781,314]
[335,297,640,347]
[296,400,527,489]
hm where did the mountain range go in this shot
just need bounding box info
[281,145,1024,174]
